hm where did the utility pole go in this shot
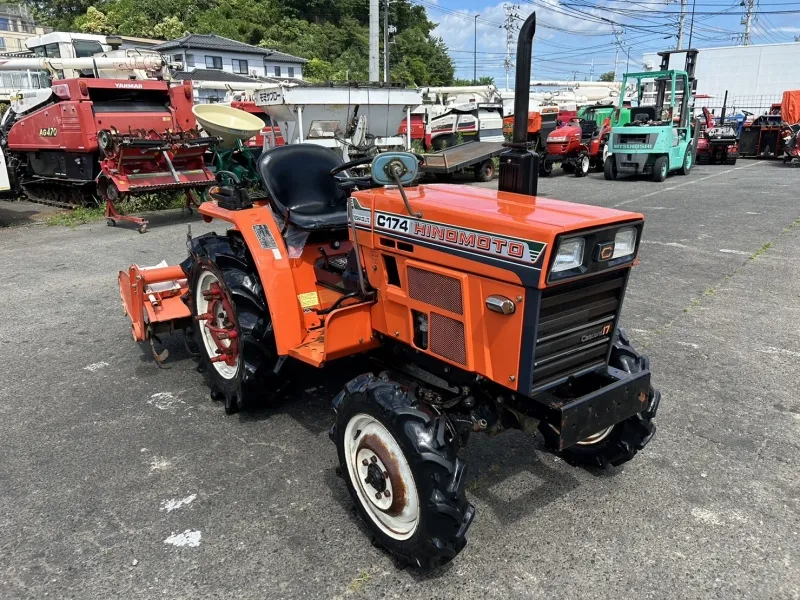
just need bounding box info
[742,0,754,46]
[369,0,379,81]
[473,14,479,84]
[676,0,687,49]
[503,4,520,91]
[383,0,389,82]
[613,29,624,81]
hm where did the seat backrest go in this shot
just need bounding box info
[631,106,657,122]
[257,144,347,217]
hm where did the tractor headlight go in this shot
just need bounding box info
[552,238,585,273]
[549,136,569,142]
[612,227,637,259]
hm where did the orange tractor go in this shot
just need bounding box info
[118,12,660,568]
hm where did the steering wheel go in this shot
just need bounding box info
[329,153,426,188]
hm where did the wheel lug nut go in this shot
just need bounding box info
[383,490,390,498]
[362,459,369,466]
[375,492,382,500]
[370,456,377,463]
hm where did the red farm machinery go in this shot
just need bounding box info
[0,56,218,232]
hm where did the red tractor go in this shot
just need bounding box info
[695,107,739,165]
[544,116,611,177]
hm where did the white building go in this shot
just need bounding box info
[642,42,800,114]
[152,34,307,103]
[153,33,307,80]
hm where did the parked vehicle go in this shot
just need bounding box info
[117,11,660,569]
[605,50,698,182]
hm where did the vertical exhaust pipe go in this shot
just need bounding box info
[498,12,540,197]
[511,13,537,147]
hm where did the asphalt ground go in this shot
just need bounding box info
[0,160,798,599]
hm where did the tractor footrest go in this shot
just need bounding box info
[536,367,652,450]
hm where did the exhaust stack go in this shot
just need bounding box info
[498,11,539,197]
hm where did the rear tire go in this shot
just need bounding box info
[725,156,737,165]
[540,160,553,176]
[538,328,660,468]
[331,374,474,569]
[603,156,617,180]
[189,255,278,414]
[652,156,668,182]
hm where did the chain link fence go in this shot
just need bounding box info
[694,94,782,117]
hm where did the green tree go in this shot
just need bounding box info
[599,71,616,82]
[153,16,185,40]
[77,6,114,34]
[52,0,455,86]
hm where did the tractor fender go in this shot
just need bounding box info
[185,207,307,355]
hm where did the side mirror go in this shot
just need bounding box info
[371,152,419,186]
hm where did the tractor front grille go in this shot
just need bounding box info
[531,270,627,390]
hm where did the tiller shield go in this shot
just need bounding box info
[98,128,219,232]
[118,263,192,365]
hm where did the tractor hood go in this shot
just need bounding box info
[547,124,581,142]
[351,184,643,287]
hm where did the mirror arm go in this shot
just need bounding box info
[391,166,422,218]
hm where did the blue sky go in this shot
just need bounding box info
[415,0,800,85]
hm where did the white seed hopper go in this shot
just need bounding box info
[252,85,422,152]
[192,104,265,149]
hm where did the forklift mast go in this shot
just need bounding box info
[654,49,699,129]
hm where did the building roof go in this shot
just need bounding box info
[173,69,263,84]
[173,69,308,86]
[154,34,307,64]
[119,35,164,47]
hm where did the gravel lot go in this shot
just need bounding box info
[0,160,798,600]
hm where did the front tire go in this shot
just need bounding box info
[189,256,278,414]
[331,374,474,569]
[678,147,692,175]
[538,328,660,468]
[575,153,590,177]
[540,160,553,176]
[473,159,495,182]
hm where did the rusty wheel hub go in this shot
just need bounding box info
[344,414,420,540]
[195,269,240,379]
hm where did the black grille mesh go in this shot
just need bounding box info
[429,313,467,365]
[407,266,463,315]
[532,270,626,389]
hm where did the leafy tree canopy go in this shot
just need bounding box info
[29,0,454,85]
[599,71,616,82]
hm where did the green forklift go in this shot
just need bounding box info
[605,49,699,182]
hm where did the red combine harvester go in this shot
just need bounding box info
[1,62,218,232]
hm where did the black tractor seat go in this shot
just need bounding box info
[257,144,350,231]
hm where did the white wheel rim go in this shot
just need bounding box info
[581,156,589,172]
[344,413,420,540]
[195,269,239,379]
[603,143,609,163]
[575,425,614,445]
